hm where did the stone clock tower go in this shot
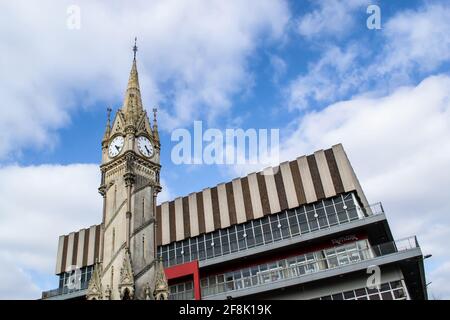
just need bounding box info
[86,41,168,300]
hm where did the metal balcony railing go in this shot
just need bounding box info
[201,236,419,298]
[41,280,88,299]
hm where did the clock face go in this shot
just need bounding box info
[137,136,154,157]
[108,136,124,158]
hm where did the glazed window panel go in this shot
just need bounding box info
[245,223,255,248]
[262,221,273,243]
[237,225,246,250]
[221,233,230,255]
[270,215,282,241]
[229,229,238,253]
[287,210,300,236]
[306,210,318,231]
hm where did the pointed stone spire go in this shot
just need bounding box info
[102,107,112,142]
[86,261,103,300]
[153,257,169,300]
[118,248,135,300]
[122,38,144,121]
[152,107,160,144]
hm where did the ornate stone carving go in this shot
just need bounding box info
[144,283,152,300]
[86,261,103,300]
[153,257,169,300]
[104,285,112,300]
[118,248,135,300]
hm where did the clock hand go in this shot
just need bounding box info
[115,145,120,151]
[145,146,150,153]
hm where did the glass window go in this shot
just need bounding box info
[245,223,255,248]
[237,225,246,250]
[297,210,309,234]
[306,210,318,231]
[343,290,356,299]
[287,210,300,236]
[262,220,273,243]
[335,200,348,223]
[221,233,230,255]
[168,248,175,267]
[393,289,406,299]
[229,229,238,252]
[253,221,264,245]
[369,293,380,300]
[176,243,183,265]
[354,288,367,297]
[279,216,290,239]
[315,205,328,229]
[332,293,344,300]
[206,233,214,259]
[390,280,402,289]
[213,236,222,257]
[381,291,393,300]
[380,283,390,292]
[190,241,198,261]
[325,204,338,226]
[270,216,282,241]
[183,240,191,263]
[198,236,206,260]
[225,274,234,291]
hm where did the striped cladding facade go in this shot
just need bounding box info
[55,144,369,275]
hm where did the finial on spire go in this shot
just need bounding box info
[107,107,112,125]
[152,107,160,144]
[152,107,158,124]
[133,37,138,60]
[103,107,112,143]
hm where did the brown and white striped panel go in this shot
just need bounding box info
[156,144,369,246]
[55,225,101,274]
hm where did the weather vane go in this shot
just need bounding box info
[133,37,138,59]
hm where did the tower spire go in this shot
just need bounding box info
[122,37,143,119]
[102,107,112,142]
[152,107,160,144]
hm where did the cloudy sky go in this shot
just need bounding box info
[0,0,449,299]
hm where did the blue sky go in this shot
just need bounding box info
[1,0,450,299]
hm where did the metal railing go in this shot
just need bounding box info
[161,201,385,268]
[41,280,88,299]
[201,236,419,298]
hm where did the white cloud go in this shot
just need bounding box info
[283,74,450,299]
[297,0,367,38]
[229,74,450,298]
[0,0,290,159]
[0,163,175,299]
[429,262,450,299]
[289,2,450,110]
[0,254,41,300]
[379,3,450,75]
[0,164,101,299]
[287,44,361,109]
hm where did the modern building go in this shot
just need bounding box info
[41,48,428,301]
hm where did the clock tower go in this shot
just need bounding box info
[86,40,168,300]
